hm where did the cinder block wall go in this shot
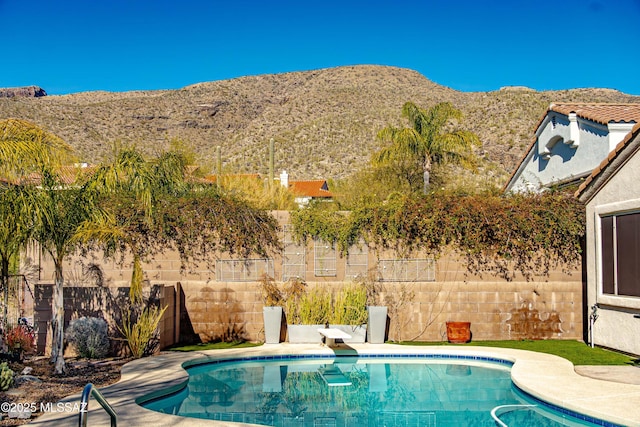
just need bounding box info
[32,277,582,351]
[25,210,584,348]
[173,279,582,343]
[34,284,177,355]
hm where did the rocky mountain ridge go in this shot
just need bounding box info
[1,65,638,183]
[0,85,47,98]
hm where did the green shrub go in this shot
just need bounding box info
[0,362,13,391]
[66,317,111,359]
[286,286,331,325]
[331,284,368,325]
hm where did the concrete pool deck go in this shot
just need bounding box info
[28,343,640,427]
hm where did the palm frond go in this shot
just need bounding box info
[0,119,75,179]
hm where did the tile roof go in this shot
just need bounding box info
[575,123,640,200]
[549,103,640,125]
[289,180,332,198]
[23,164,97,185]
[21,164,207,186]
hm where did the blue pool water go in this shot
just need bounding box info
[141,355,616,427]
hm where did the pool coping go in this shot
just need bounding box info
[27,343,640,427]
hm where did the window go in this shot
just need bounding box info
[345,241,368,279]
[377,259,435,282]
[314,239,336,277]
[600,212,640,297]
[216,259,274,282]
[282,224,305,281]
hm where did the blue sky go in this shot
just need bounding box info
[1,0,639,95]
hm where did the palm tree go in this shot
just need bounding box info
[374,102,480,194]
[79,144,282,305]
[0,120,76,372]
[31,171,95,374]
[81,144,191,302]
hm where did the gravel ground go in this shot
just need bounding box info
[0,355,129,426]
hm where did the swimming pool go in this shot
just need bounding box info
[142,354,616,427]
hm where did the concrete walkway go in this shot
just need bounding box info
[576,364,640,385]
[27,344,640,427]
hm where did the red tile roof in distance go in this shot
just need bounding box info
[289,180,332,198]
[23,164,97,185]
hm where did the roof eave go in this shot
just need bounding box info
[576,123,640,203]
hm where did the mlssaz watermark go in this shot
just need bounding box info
[1,401,88,414]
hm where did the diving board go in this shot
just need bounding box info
[317,328,352,348]
[319,365,352,387]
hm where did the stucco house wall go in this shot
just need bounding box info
[506,104,638,193]
[579,125,640,355]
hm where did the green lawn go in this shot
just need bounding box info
[168,339,638,366]
[398,340,638,366]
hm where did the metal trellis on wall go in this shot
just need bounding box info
[1,274,34,329]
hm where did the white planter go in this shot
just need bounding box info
[263,306,283,344]
[287,324,325,343]
[330,324,367,343]
[367,306,388,344]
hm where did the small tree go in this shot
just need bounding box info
[0,119,79,374]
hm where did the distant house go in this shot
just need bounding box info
[576,123,640,355]
[204,170,333,207]
[505,104,640,193]
[278,170,333,206]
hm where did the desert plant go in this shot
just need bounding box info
[282,277,307,302]
[352,270,385,306]
[4,324,35,355]
[281,277,307,324]
[118,305,167,358]
[0,362,13,391]
[259,273,283,307]
[66,317,110,359]
[385,283,416,342]
[331,284,368,325]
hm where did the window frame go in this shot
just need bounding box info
[595,200,640,309]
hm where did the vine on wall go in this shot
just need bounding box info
[290,190,585,281]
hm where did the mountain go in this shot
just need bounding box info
[2,65,638,184]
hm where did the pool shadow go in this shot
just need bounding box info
[329,343,359,358]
